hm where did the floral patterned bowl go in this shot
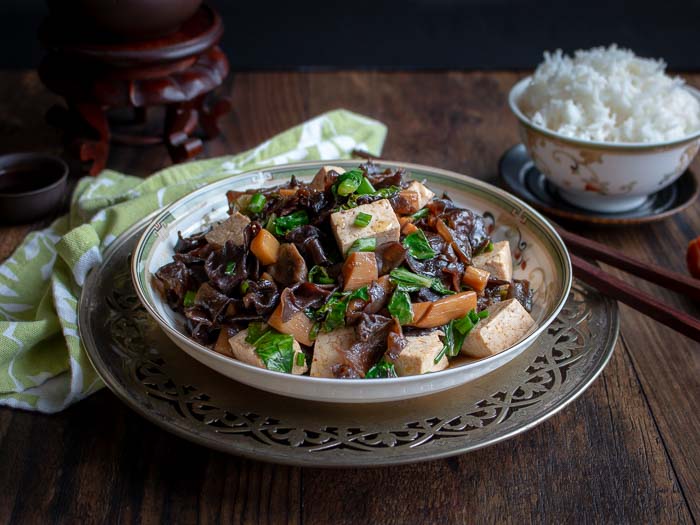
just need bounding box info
[131,160,572,403]
[509,77,700,213]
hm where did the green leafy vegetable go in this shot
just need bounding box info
[348,237,376,254]
[476,241,495,255]
[403,229,436,260]
[335,169,364,196]
[309,287,370,333]
[245,322,297,373]
[389,268,454,295]
[309,322,321,342]
[434,308,488,363]
[388,289,413,325]
[354,212,373,227]
[308,265,335,284]
[183,290,196,308]
[410,207,429,220]
[356,177,376,195]
[247,192,266,214]
[272,210,309,236]
[365,359,398,379]
[225,261,236,275]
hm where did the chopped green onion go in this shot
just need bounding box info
[272,210,309,236]
[183,290,196,308]
[487,242,494,252]
[247,192,266,214]
[356,177,376,195]
[478,310,489,319]
[265,213,277,231]
[433,321,454,364]
[410,207,429,220]
[348,237,376,253]
[388,289,413,325]
[295,352,305,367]
[335,169,364,196]
[308,265,335,284]
[245,322,297,373]
[469,310,479,323]
[354,212,373,227]
[225,261,236,275]
[240,281,250,294]
[365,359,398,379]
[403,229,436,260]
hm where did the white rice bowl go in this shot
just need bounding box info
[519,45,700,144]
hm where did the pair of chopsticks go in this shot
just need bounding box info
[555,225,700,342]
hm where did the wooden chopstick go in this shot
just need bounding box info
[555,225,700,301]
[570,254,700,342]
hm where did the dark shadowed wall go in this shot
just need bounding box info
[1,0,698,70]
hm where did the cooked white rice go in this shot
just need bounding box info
[519,45,700,143]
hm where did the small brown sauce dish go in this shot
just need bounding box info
[0,153,69,225]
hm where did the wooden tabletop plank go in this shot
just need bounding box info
[302,344,692,525]
[0,70,698,523]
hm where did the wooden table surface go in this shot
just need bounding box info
[0,70,698,525]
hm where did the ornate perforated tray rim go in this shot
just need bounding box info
[79,219,619,467]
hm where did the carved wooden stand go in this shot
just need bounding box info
[39,5,231,175]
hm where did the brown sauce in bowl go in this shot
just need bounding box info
[0,164,65,195]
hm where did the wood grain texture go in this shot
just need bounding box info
[0,70,698,524]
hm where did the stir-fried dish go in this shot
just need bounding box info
[153,163,536,379]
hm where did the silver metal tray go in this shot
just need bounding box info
[79,220,619,467]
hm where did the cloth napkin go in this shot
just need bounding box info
[0,109,387,413]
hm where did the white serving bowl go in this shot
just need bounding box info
[509,77,700,213]
[131,160,571,403]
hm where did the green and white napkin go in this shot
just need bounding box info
[0,109,387,413]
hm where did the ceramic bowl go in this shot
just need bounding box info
[131,160,572,403]
[0,153,69,225]
[509,77,700,213]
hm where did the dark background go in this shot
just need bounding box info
[1,0,698,70]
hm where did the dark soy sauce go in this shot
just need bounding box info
[0,164,63,194]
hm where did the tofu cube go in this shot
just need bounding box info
[399,181,435,215]
[392,331,448,376]
[204,212,251,248]
[310,327,357,377]
[471,240,513,282]
[461,299,535,358]
[228,329,308,375]
[310,165,345,191]
[330,199,400,255]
